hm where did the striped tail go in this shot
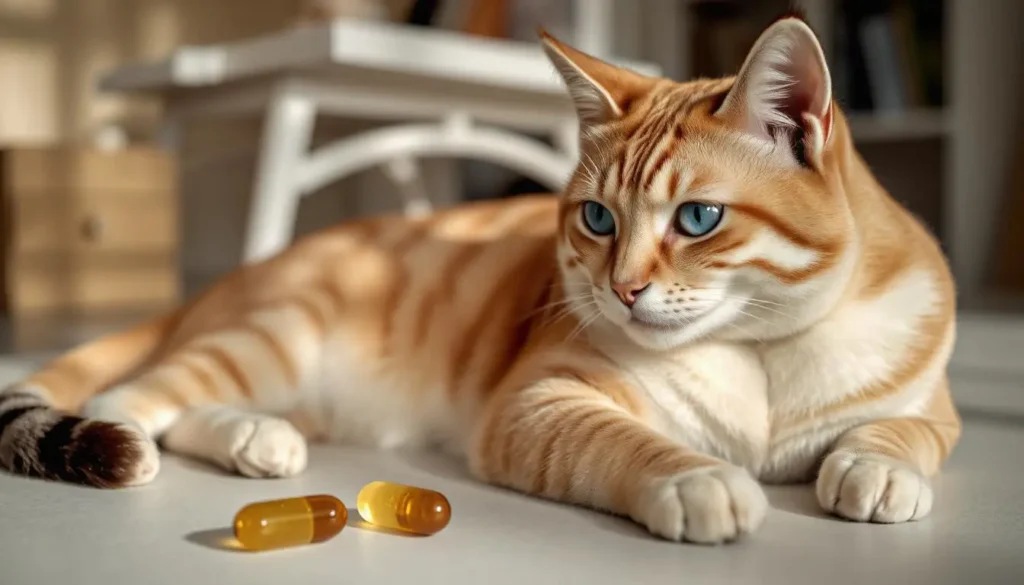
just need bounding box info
[0,311,179,487]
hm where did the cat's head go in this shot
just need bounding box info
[543,16,857,351]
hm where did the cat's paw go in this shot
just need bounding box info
[116,424,162,486]
[228,416,308,479]
[636,465,768,544]
[816,450,932,523]
[74,401,160,487]
[65,420,160,487]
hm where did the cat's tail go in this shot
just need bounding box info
[0,309,181,487]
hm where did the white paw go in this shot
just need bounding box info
[121,426,161,486]
[228,417,308,479]
[816,451,932,523]
[636,465,768,544]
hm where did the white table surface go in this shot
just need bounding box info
[99,18,659,96]
[1,406,1022,585]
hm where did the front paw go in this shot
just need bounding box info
[816,451,932,523]
[637,465,768,544]
[228,416,308,479]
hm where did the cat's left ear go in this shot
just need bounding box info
[715,16,833,166]
[539,30,655,130]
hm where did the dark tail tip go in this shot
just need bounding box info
[1,396,153,488]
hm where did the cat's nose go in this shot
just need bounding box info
[612,281,651,307]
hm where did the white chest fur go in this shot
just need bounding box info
[601,268,948,483]
[604,340,771,472]
[757,268,949,481]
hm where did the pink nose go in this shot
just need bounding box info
[611,281,650,307]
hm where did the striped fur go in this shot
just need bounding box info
[0,16,960,543]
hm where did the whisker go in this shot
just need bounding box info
[733,308,772,327]
[581,151,600,176]
[694,287,787,307]
[696,286,782,305]
[566,308,603,343]
[723,318,761,342]
[549,301,599,326]
[737,300,795,320]
[687,289,796,320]
[526,294,593,317]
[574,314,603,343]
[538,298,601,329]
[744,304,796,322]
[740,297,787,308]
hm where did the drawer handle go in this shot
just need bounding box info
[80,215,104,242]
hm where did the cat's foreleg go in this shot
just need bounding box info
[160,404,307,478]
[815,379,961,523]
[469,376,768,544]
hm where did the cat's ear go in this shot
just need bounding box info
[715,16,833,164]
[540,30,654,128]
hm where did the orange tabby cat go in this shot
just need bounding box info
[0,16,959,544]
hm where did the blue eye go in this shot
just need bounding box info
[676,202,724,237]
[582,201,615,236]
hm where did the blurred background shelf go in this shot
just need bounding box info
[846,107,948,142]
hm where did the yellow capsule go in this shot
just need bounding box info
[357,481,451,535]
[233,494,347,551]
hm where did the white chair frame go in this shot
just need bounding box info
[243,82,578,263]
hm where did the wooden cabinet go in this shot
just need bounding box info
[0,146,181,316]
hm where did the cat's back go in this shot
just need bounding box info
[165,194,561,351]
[300,193,560,259]
[318,193,563,327]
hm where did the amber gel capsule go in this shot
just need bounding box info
[233,494,347,551]
[357,481,451,535]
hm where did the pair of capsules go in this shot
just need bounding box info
[233,480,451,551]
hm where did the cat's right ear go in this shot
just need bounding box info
[539,31,653,128]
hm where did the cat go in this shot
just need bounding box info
[0,15,960,544]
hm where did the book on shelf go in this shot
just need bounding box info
[835,0,944,115]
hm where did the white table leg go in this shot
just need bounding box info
[242,85,316,264]
[380,156,433,218]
